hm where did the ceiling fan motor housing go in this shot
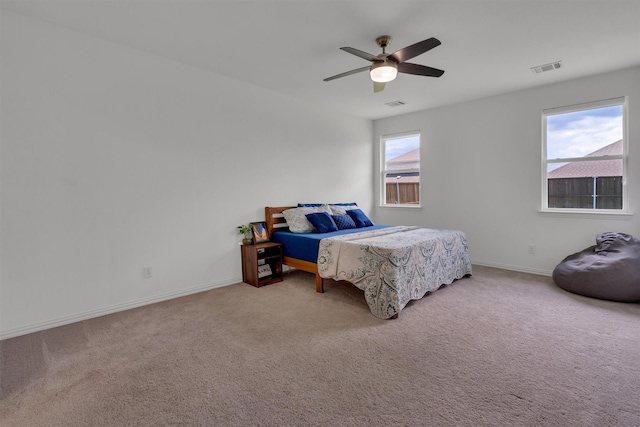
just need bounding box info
[375,35,393,52]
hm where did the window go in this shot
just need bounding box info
[381,132,421,207]
[542,97,627,212]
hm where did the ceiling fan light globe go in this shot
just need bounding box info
[370,63,398,83]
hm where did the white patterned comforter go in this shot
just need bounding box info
[317,226,472,319]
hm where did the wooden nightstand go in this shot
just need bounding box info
[241,242,283,287]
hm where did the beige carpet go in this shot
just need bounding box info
[1,265,639,426]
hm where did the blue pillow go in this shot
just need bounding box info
[346,209,374,228]
[305,212,338,233]
[332,214,356,230]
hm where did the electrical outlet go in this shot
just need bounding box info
[143,266,152,279]
[528,245,536,255]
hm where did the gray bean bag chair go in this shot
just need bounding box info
[552,232,640,302]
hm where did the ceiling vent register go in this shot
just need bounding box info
[385,100,407,107]
[531,61,562,74]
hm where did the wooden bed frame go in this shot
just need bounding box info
[265,206,325,293]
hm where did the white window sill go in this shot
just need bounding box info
[539,209,633,219]
[379,204,423,209]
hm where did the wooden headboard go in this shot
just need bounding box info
[265,204,360,237]
[265,206,295,237]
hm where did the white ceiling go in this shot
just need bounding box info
[2,0,639,120]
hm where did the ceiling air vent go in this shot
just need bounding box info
[385,100,407,107]
[531,61,562,74]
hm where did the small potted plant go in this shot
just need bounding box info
[237,224,253,245]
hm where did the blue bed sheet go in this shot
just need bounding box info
[271,225,390,263]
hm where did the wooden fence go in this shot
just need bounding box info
[548,177,622,209]
[385,183,420,205]
[387,177,622,209]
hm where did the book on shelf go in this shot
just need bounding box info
[257,264,272,278]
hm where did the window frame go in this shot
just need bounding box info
[380,131,422,208]
[541,97,629,214]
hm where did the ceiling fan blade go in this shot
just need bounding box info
[389,37,441,64]
[373,81,386,93]
[323,66,371,82]
[397,62,445,77]
[340,47,381,62]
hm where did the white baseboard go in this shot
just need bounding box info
[0,277,241,341]
[471,259,553,277]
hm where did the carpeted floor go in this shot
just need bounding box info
[1,265,639,426]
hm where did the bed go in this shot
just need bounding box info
[265,205,472,319]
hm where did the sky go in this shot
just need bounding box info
[546,105,623,159]
[385,135,420,161]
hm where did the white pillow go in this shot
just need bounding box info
[329,204,358,215]
[283,205,332,233]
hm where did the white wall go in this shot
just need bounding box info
[374,66,640,275]
[0,11,373,339]
[3,11,638,340]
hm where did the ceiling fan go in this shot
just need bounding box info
[323,35,445,92]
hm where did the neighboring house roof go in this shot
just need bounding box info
[388,148,420,163]
[385,148,420,183]
[547,140,623,179]
[386,148,420,170]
